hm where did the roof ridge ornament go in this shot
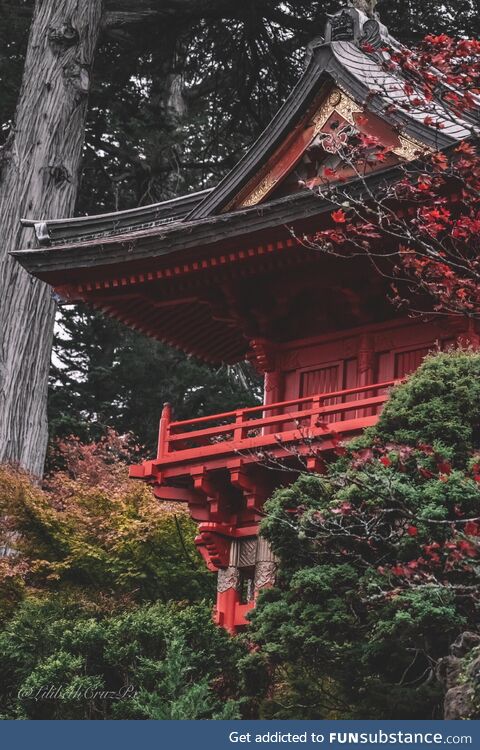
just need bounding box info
[324,1,389,50]
[349,0,378,17]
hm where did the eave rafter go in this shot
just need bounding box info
[72,235,300,297]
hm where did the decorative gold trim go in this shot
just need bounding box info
[239,87,353,208]
[394,135,428,161]
[237,87,429,209]
[311,88,360,139]
[241,175,279,208]
[328,90,342,107]
[334,93,361,126]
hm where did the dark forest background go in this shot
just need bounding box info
[1,0,477,455]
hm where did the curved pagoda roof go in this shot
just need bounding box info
[13,4,477,366]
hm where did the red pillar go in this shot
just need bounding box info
[264,370,284,406]
[215,566,241,635]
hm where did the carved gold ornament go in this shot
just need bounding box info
[394,135,426,161]
[238,87,428,209]
[328,90,342,107]
[312,88,359,136]
[311,89,428,162]
[241,176,279,208]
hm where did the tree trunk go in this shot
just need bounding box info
[0,0,103,477]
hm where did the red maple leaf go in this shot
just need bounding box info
[436,460,452,475]
[465,521,480,537]
[355,113,369,127]
[455,141,476,156]
[331,209,347,224]
[457,540,478,558]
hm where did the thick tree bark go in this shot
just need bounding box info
[0,0,103,477]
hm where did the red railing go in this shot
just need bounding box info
[156,380,397,461]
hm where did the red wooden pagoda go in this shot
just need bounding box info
[14,2,479,632]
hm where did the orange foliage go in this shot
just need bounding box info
[0,432,206,617]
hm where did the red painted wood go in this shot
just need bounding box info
[395,347,431,378]
[169,380,396,430]
[127,297,478,632]
[300,364,340,398]
[158,385,395,461]
[157,402,172,458]
[234,603,254,628]
[167,394,387,447]
[215,589,241,633]
[133,419,378,484]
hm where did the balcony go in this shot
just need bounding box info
[130,379,396,631]
[130,380,396,492]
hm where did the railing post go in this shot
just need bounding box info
[311,396,322,428]
[233,410,244,445]
[157,402,172,459]
[359,334,375,417]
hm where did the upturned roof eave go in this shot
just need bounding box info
[11,163,413,279]
[19,188,213,247]
[16,36,472,252]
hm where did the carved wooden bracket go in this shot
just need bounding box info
[217,566,241,593]
[254,561,277,590]
[230,464,269,512]
[195,530,231,572]
[192,469,221,515]
[248,338,277,373]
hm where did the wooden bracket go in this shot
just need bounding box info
[248,338,277,373]
[306,456,326,474]
[192,468,221,515]
[230,464,268,511]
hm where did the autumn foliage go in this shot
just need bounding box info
[313,35,480,317]
[0,431,212,617]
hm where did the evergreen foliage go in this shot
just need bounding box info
[374,350,480,464]
[0,598,244,719]
[248,352,480,719]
